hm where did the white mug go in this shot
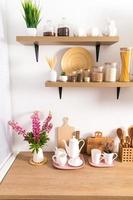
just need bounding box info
[91,149,103,164]
[52,153,67,166]
[103,152,118,165]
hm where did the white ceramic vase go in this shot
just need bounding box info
[50,70,57,82]
[33,148,44,163]
[59,75,68,82]
[27,28,37,36]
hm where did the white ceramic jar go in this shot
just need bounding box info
[105,62,117,82]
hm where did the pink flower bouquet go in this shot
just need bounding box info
[8,111,53,153]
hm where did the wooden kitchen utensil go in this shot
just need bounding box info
[116,128,124,146]
[128,127,133,147]
[57,117,75,148]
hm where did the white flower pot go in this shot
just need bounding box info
[50,70,57,82]
[33,148,44,163]
[27,28,37,36]
[59,75,68,82]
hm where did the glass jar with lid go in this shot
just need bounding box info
[43,20,55,36]
[104,62,117,82]
[57,17,70,36]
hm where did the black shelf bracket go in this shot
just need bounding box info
[58,87,63,99]
[117,87,121,99]
[34,43,39,62]
[96,43,101,62]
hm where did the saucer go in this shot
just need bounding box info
[88,158,114,168]
[68,157,83,167]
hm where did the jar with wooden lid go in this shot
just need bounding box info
[104,62,117,82]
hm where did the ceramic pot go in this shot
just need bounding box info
[27,28,37,36]
[33,148,44,163]
[50,70,57,82]
[59,75,68,82]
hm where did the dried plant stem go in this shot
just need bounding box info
[46,57,57,70]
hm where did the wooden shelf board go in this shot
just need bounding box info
[45,81,133,88]
[16,36,119,45]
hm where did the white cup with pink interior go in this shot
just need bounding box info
[103,152,118,165]
[91,149,103,165]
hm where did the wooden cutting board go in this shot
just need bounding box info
[57,117,75,148]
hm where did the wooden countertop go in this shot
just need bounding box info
[0,152,133,200]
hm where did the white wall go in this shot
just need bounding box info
[6,0,133,152]
[0,0,12,167]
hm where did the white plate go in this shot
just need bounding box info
[68,158,83,167]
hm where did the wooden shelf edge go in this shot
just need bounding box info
[16,36,119,45]
[45,81,133,88]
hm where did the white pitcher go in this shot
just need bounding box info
[63,136,85,159]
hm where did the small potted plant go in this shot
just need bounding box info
[59,71,68,82]
[21,0,41,36]
[8,111,53,164]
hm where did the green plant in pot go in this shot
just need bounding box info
[60,71,68,82]
[21,0,41,36]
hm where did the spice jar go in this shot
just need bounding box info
[105,62,117,82]
[43,20,55,36]
[70,71,77,82]
[77,69,84,82]
[57,17,70,36]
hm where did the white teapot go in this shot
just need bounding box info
[63,136,85,159]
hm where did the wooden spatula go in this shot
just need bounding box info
[128,127,133,147]
[117,128,124,146]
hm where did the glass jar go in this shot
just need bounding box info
[120,47,132,82]
[43,20,55,36]
[104,62,117,82]
[77,69,84,82]
[57,17,70,36]
[91,66,104,82]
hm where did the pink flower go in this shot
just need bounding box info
[8,120,26,137]
[31,111,41,142]
[42,112,52,132]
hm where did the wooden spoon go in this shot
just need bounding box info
[117,128,123,145]
[128,127,133,147]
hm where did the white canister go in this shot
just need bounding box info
[49,70,57,82]
[105,62,117,82]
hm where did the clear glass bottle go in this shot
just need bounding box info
[57,17,70,36]
[43,20,55,36]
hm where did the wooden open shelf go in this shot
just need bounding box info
[16,36,119,62]
[16,36,119,45]
[45,81,133,99]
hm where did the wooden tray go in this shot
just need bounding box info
[52,155,85,170]
[61,47,93,74]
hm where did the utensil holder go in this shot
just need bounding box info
[119,144,133,162]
